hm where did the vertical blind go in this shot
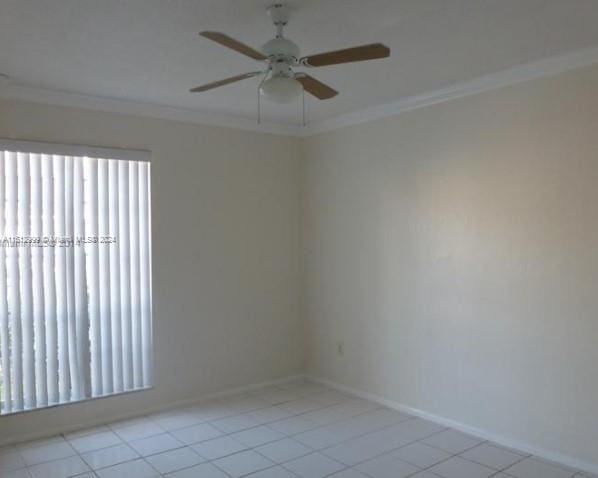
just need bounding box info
[0,142,152,414]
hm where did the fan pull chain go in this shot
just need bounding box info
[256,72,268,125]
[302,87,306,127]
[257,87,261,124]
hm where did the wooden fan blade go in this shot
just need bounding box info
[200,31,267,61]
[296,74,338,100]
[190,72,262,92]
[301,43,390,67]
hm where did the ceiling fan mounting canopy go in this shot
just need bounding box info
[267,3,292,27]
[190,3,391,104]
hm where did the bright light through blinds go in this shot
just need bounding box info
[0,141,152,414]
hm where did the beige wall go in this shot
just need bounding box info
[0,99,304,443]
[302,64,598,467]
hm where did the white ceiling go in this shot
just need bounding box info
[2,0,598,128]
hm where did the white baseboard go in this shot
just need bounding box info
[306,374,598,477]
[1,374,305,447]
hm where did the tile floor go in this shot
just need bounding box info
[0,379,594,478]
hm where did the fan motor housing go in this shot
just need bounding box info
[262,37,300,61]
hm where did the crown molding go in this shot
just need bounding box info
[0,83,302,137]
[299,44,598,136]
[2,45,598,138]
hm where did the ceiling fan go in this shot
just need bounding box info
[190,3,390,104]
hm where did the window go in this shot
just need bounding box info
[0,140,152,414]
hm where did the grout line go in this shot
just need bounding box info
[3,374,307,448]
[307,375,598,477]
[13,379,590,478]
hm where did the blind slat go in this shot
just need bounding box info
[30,154,48,408]
[85,157,102,397]
[109,160,123,393]
[0,153,12,413]
[65,157,82,401]
[53,156,70,402]
[5,153,24,410]
[5,152,24,411]
[74,157,91,398]
[139,162,152,386]
[17,153,36,409]
[129,163,142,389]
[119,161,133,391]
[42,155,58,404]
[98,159,113,394]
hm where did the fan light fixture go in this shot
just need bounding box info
[260,75,302,103]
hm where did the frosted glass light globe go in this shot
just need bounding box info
[260,76,302,103]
